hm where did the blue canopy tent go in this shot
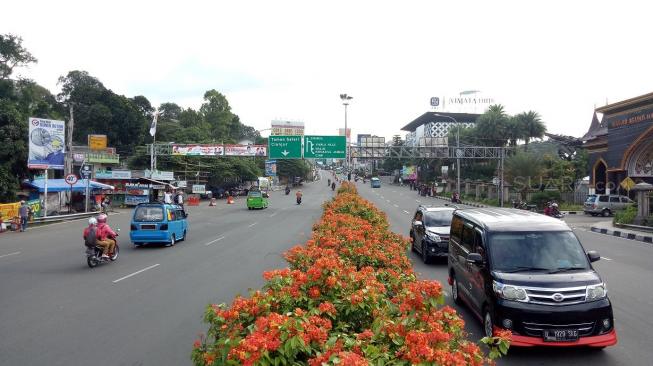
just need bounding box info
[25,179,115,192]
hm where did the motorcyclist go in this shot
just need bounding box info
[95,214,117,259]
[550,202,561,217]
[285,185,291,195]
[295,190,303,204]
[543,201,552,216]
[327,178,331,187]
[83,217,98,248]
[331,182,336,191]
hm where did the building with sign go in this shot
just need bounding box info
[271,120,304,136]
[583,92,653,195]
[401,112,478,147]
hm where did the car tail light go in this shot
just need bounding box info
[130,224,137,231]
[160,224,168,230]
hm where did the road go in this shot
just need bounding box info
[354,178,653,366]
[1,173,652,365]
[0,180,331,366]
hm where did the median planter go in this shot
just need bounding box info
[192,182,510,365]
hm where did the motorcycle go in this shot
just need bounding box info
[296,196,302,205]
[86,230,120,268]
[285,187,291,195]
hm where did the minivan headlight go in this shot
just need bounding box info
[586,283,607,301]
[493,281,529,302]
[426,231,441,243]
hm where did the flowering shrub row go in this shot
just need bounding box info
[192,182,510,365]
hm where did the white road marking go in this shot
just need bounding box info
[204,236,226,246]
[403,210,410,214]
[0,251,21,259]
[393,204,399,208]
[269,212,278,217]
[112,264,160,283]
[416,200,421,203]
[248,222,258,228]
[386,200,391,203]
[601,256,613,261]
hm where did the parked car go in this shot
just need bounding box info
[410,205,456,263]
[370,177,381,188]
[448,208,616,348]
[130,203,188,247]
[583,194,634,217]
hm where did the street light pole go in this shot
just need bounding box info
[433,114,461,195]
[340,94,353,180]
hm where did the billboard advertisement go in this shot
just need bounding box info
[265,160,277,176]
[172,144,224,156]
[28,117,65,170]
[224,144,267,157]
[271,120,304,136]
[402,165,417,180]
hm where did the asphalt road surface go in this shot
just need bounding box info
[354,178,653,366]
[1,173,652,366]
[0,180,331,366]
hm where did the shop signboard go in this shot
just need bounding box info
[88,134,108,150]
[95,169,132,179]
[176,180,187,188]
[28,117,66,170]
[224,144,267,157]
[172,144,224,156]
[192,184,206,194]
[145,170,174,181]
[125,195,149,205]
[86,152,119,164]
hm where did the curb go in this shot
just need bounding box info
[433,196,487,208]
[590,226,653,244]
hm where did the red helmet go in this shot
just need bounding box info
[97,214,108,224]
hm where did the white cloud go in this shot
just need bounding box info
[4,0,653,141]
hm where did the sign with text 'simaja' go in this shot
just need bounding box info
[28,117,66,170]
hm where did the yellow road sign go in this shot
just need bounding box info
[620,177,636,191]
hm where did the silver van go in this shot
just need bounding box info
[583,195,633,217]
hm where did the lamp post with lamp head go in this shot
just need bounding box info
[339,94,353,180]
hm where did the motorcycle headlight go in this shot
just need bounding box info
[493,281,529,302]
[586,283,607,301]
[425,231,441,243]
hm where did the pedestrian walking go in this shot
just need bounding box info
[18,200,31,232]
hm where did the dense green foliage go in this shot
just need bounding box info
[0,33,265,201]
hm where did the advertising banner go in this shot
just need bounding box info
[172,144,224,156]
[192,184,206,194]
[26,199,42,218]
[88,134,108,150]
[95,169,132,179]
[0,202,20,220]
[176,180,187,188]
[402,166,417,180]
[224,144,267,157]
[125,195,149,205]
[28,117,66,170]
[145,170,174,181]
[265,160,277,176]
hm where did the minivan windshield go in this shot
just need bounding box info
[134,206,164,222]
[489,231,590,272]
[424,210,454,227]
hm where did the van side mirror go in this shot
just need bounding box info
[466,253,484,265]
[587,250,601,262]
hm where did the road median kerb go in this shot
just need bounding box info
[590,225,653,245]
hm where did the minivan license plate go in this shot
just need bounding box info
[543,329,579,342]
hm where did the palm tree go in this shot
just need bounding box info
[475,104,511,146]
[506,117,526,148]
[515,111,546,150]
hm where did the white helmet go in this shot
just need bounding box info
[88,217,97,225]
[551,203,558,208]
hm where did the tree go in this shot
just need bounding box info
[515,111,546,150]
[0,34,37,80]
[505,151,544,197]
[506,117,525,148]
[200,89,233,140]
[158,102,182,121]
[130,95,154,120]
[277,160,310,180]
[474,104,511,147]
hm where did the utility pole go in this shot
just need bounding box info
[65,104,74,176]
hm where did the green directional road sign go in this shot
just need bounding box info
[268,135,302,159]
[303,135,346,159]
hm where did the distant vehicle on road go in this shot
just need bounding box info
[410,205,455,263]
[130,203,188,247]
[448,208,617,348]
[247,189,269,209]
[583,194,634,217]
[370,177,381,188]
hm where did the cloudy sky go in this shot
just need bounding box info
[4,0,652,141]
